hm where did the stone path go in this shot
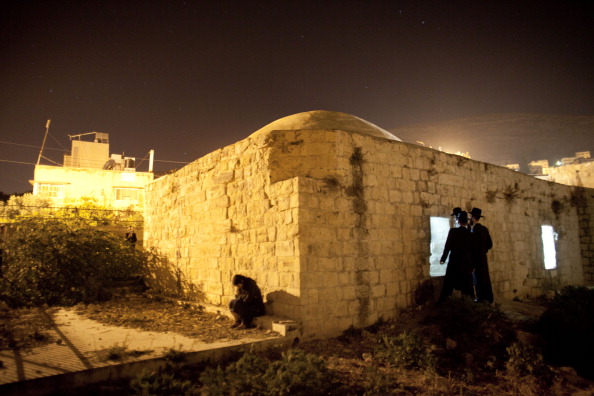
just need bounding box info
[0,308,287,395]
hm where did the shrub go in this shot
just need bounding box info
[131,370,194,396]
[199,350,336,396]
[262,350,334,396]
[536,286,594,380]
[0,218,148,307]
[505,341,550,378]
[200,352,269,395]
[374,332,436,371]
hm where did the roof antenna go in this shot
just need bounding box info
[37,119,51,165]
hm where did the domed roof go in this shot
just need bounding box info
[251,110,401,141]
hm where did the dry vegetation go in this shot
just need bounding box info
[2,291,594,395]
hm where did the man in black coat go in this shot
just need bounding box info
[229,274,265,329]
[470,208,494,303]
[438,211,474,303]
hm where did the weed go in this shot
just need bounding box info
[551,199,564,215]
[323,176,341,189]
[505,341,550,378]
[131,369,193,396]
[163,346,187,364]
[199,350,336,396]
[100,342,151,362]
[350,147,364,166]
[374,331,436,371]
[485,189,498,203]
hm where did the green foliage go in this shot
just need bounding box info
[505,341,550,379]
[536,285,594,380]
[362,368,402,395]
[374,332,436,371]
[131,370,194,396]
[0,218,148,307]
[0,193,142,227]
[199,350,336,396]
[263,349,333,396]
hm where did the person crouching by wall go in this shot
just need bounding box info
[229,274,265,329]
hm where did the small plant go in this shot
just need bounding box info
[262,349,334,396]
[362,368,402,395]
[323,176,341,189]
[100,342,151,362]
[199,350,336,396]
[131,369,194,396]
[374,331,436,371]
[485,189,498,203]
[163,346,187,364]
[200,352,269,395]
[505,341,550,378]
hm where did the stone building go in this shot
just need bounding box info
[32,132,154,210]
[144,111,594,337]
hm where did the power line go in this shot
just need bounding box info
[0,159,37,166]
[0,140,68,152]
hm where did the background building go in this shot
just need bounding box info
[32,132,154,210]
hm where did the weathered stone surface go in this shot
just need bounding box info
[145,111,594,337]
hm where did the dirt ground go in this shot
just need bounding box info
[2,293,594,395]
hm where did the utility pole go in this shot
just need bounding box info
[37,119,51,165]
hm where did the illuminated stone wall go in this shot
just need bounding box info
[547,161,594,189]
[145,124,592,337]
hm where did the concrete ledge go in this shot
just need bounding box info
[0,336,295,396]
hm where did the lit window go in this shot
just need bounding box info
[541,225,557,270]
[115,188,140,201]
[37,184,64,198]
[430,216,451,276]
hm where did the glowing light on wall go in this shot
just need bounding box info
[541,225,557,270]
[430,217,450,276]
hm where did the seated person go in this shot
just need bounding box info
[229,274,265,329]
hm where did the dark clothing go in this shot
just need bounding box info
[439,226,474,302]
[126,231,137,248]
[471,223,494,303]
[229,276,265,326]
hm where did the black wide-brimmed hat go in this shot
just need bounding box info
[470,208,483,218]
[451,207,462,217]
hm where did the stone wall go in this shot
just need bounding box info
[547,161,594,188]
[145,127,591,337]
[144,133,302,317]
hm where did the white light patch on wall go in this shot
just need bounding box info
[430,217,451,276]
[541,225,557,270]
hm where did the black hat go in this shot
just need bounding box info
[232,275,245,285]
[470,208,483,218]
[458,211,468,224]
[451,207,462,217]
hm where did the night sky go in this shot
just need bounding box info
[2,0,593,194]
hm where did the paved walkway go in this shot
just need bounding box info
[0,308,288,394]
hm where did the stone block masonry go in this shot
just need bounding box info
[145,111,592,338]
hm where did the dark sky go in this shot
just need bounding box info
[2,0,593,194]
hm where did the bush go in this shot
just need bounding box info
[131,370,194,396]
[199,350,336,396]
[536,286,594,380]
[0,218,148,307]
[505,341,551,378]
[374,331,436,371]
